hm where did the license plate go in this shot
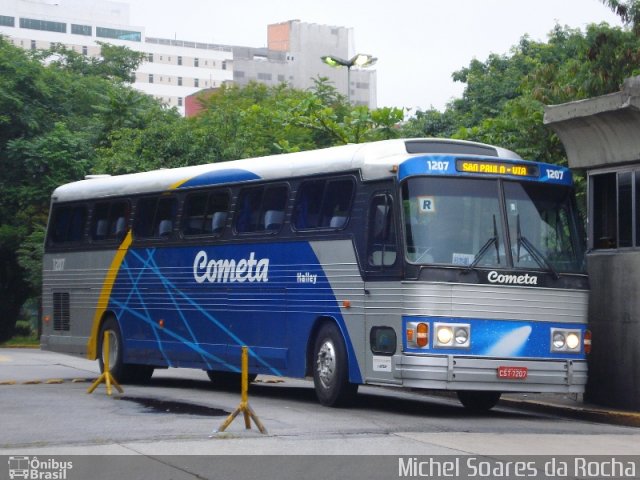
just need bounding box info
[497,366,528,380]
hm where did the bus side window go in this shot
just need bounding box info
[92,201,129,242]
[182,191,230,236]
[134,196,176,239]
[322,179,354,228]
[294,178,354,230]
[49,204,87,245]
[367,193,397,267]
[236,185,287,233]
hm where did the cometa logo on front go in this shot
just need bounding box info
[487,271,538,285]
[193,251,269,283]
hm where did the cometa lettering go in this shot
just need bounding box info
[487,271,538,285]
[193,250,269,283]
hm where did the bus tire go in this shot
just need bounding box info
[98,317,154,384]
[206,370,257,390]
[312,322,358,407]
[457,390,501,411]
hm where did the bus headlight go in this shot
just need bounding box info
[566,332,580,350]
[435,323,470,348]
[550,328,582,353]
[436,326,453,345]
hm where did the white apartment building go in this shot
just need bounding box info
[0,0,377,115]
[0,0,233,115]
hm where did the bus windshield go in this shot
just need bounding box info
[402,177,585,273]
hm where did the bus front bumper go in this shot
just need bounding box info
[393,354,587,393]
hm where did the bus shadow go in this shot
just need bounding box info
[143,375,532,420]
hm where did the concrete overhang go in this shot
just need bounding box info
[544,76,640,170]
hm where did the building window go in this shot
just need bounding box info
[20,17,66,33]
[222,60,227,70]
[149,74,154,83]
[194,57,199,67]
[277,74,285,82]
[234,71,245,79]
[148,53,153,62]
[0,15,15,27]
[96,27,141,42]
[71,24,92,36]
[178,97,183,107]
[258,72,272,81]
[178,77,182,86]
[82,45,88,56]
[30,39,36,50]
[194,78,199,88]
[590,170,640,250]
[178,56,182,66]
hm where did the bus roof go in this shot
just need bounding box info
[51,138,528,203]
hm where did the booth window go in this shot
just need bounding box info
[591,171,637,249]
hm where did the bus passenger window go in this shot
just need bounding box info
[294,178,354,230]
[92,201,129,242]
[50,205,87,244]
[235,185,287,233]
[182,191,230,236]
[134,196,177,239]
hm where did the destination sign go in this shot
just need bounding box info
[455,159,539,178]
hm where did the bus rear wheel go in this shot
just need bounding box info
[457,391,501,411]
[312,323,358,407]
[98,317,154,384]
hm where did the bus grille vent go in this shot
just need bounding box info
[53,292,70,331]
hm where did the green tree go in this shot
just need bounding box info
[402,22,640,167]
[601,0,640,34]
[0,37,166,341]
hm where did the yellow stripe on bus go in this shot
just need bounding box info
[86,230,133,360]
[168,178,189,190]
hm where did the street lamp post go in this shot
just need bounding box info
[320,53,377,104]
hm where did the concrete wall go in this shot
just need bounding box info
[586,252,640,409]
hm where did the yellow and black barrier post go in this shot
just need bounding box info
[214,346,267,435]
[87,330,123,396]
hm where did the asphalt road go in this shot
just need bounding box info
[1,348,639,458]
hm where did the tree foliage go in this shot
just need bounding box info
[401,22,640,167]
[0,37,166,341]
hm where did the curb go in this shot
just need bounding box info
[500,397,640,428]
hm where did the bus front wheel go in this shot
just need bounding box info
[98,317,154,384]
[457,390,501,411]
[312,323,358,407]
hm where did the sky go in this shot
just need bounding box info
[125,0,624,112]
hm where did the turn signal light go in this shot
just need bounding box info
[416,322,429,348]
[584,330,592,354]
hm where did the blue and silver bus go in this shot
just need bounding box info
[42,138,589,409]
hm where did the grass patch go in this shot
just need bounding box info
[1,334,39,348]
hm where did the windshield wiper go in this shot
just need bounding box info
[516,215,560,280]
[464,215,500,272]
